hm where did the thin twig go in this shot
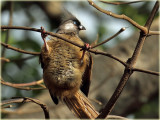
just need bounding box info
[1,80,45,90]
[1,42,40,55]
[1,104,13,108]
[149,30,160,35]
[88,0,148,34]
[90,34,99,46]
[133,68,160,76]
[90,98,102,105]
[2,79,44,87]
[91,27,126,49]
[1,97,50,119]
[89,49,127,66]
[0,57,10,62]
[107,115,128,120]
[2,2,13,57]
[99,0,143,5]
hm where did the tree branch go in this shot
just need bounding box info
[0,57,10,62]
[130,1,159,66]
[89,49,127,66]
[91,27,126,49]
[88,0,148,34]
[99,0,143,5]
[133,68,160,76]
[2,79,45,87]
[144,0,159,29]
[1,42,40,55]
[1,79,45,90]
[149,30,160,35]
[1,97,50,119]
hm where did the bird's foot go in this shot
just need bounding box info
[80,43,91,65]
[40,26,49,52]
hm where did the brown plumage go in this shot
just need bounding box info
[40,11,92,105]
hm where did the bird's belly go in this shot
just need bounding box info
[43,45,82,97]
[43,63,82,98]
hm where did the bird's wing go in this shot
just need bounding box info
[49,89,59,105]
[80,53,92,97]
[39,53,44,68]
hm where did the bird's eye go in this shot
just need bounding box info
[73,20,80,26]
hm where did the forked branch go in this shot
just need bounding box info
[88,0,160,36]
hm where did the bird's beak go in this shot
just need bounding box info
[79,25,86,30]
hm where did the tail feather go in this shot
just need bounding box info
[63,90,99,119]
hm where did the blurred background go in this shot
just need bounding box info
[1,1,159,119]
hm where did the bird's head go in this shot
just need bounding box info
[57,10,86,35]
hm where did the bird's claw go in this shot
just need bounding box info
[80,43,91,51]
[80,43,91,65]
[40,26,49,52]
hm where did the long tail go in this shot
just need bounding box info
[63,90,99,119]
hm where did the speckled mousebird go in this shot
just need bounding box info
[40,11,92,105]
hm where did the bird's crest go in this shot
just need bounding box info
[60,9,79,24]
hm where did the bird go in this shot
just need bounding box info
[39,10,92,105]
